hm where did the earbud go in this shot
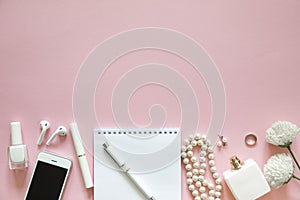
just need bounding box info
[46,126,67,145]
[37,120,50,145]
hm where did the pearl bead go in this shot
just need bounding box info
[208,183,214,189]
[209,189,215,196]
[192,175,199,182]
[202,180,208,186]
[195,133,201,140]
[192,190,199,197]
[215,191,221,198]
[187,178,193,185]
[208,153,214,160]
[195,181,201,187]
[198,175,204,182]
[187,145,193,151]
[201,145,207,151]
[197,140,203,146]
[192,169,199,175]
[216,185,222,191]
[213,173,219,179]
[200,193,207,199]
[188,135,194,141]
[200,157,206,163]
[210,166,217,173]
[199,186,206,193]
[183,158,189,164]
[189,184,195,191]
[209,160,215,167]
[194,197,201,200]
[187,172,193,178]
[215,198,220,200]
[191,140,197,146]
[206,139,211,146]
[222,137,227,144]
[215,178,222,184]
[181,152,187,158]
[200,151,207,157]
[191,156,197,163]
[200,163,207,169]
[186,164,192,170]
[199,169,205,175]
[181,145,187,152]
[208,197,214,200]
[201,135,207,141]
[217,141,222,147]
[193,162,200,168]
[184,139,190,145]
[208,146,214,152]
[187,151,193,157]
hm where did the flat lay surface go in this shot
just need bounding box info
[1,0,300,199]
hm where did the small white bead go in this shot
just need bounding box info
[183,158,189,164]
[189,184,195,191]
[222,137,228,143]
[193,162,200,168]
[210,166,217,173]
[195,181,201,187]
[199,186,206,193]
[200,157,206,163]
[215,198,220,200]
[215,178,222,185]
[208,183,214,189]
[201,145,207,151]
[199,169,205,175]
[200,163,207,169]
[209,189,215,196]
[181,152,187,158]
[191,140,197,146]
[195,133,201,140]
[181,145,187,152]
[184,139,190,145]
[208,153,214,160]
[216,185,222,191]
[187,172,193,178]
[187,145,193,151]
[197,140,204,146]
[208,197,214,200]
[186,164,192,170]
[192,190,199,197]
[215,191,221,198]
[200,151,207,157]
[198,175,204,182]
[187,178,193,185]
[206,139,212,146]
[213,173,219,179]
[193,169,199,175]
[194,197,201,200]
[187,151,193,157]
[202,180,208,186]
[201,135,207,141]
[217,141,222,147]
[192,175,199,182]
[208,146,214,152]
[188,135,194,141]
[191,156,197,163]
[200,193,207,199]
[209,160,215,167]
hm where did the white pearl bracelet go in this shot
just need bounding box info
[182,134,222,200]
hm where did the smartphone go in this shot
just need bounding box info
[24,151,72,200]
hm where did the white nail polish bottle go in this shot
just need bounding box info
[223,156,270,200]
[8,122,29,170]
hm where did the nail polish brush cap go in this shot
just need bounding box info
[10,122,23,145]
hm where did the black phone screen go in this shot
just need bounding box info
[25,161,68,200]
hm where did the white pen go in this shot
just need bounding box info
[70,123,94,188]
[103,142,156,200]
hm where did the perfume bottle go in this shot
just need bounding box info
[223,156,270,200]
[8,122,29,170]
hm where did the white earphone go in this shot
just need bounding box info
[37,120,50,145]
[46,126,67,145]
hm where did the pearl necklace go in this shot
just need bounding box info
[181,134,222,200]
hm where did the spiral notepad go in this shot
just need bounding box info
[94,128,181,200]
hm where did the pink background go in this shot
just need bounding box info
[1,0,300,199]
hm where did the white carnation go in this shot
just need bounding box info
[266,121,299,146]
[264,153,294,188]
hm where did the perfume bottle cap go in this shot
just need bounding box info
[10,122,23,145]
[230,156,244,170]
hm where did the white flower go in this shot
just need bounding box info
[264,153,294,188]
[266,121,299,146]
